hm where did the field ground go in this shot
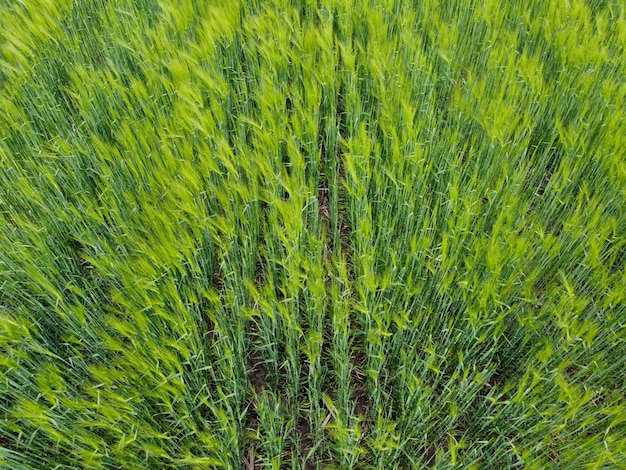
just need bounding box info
[1,0,625,468]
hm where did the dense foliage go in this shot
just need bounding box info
[1,0,625,468]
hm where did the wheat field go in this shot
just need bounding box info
[1,0,625,468]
